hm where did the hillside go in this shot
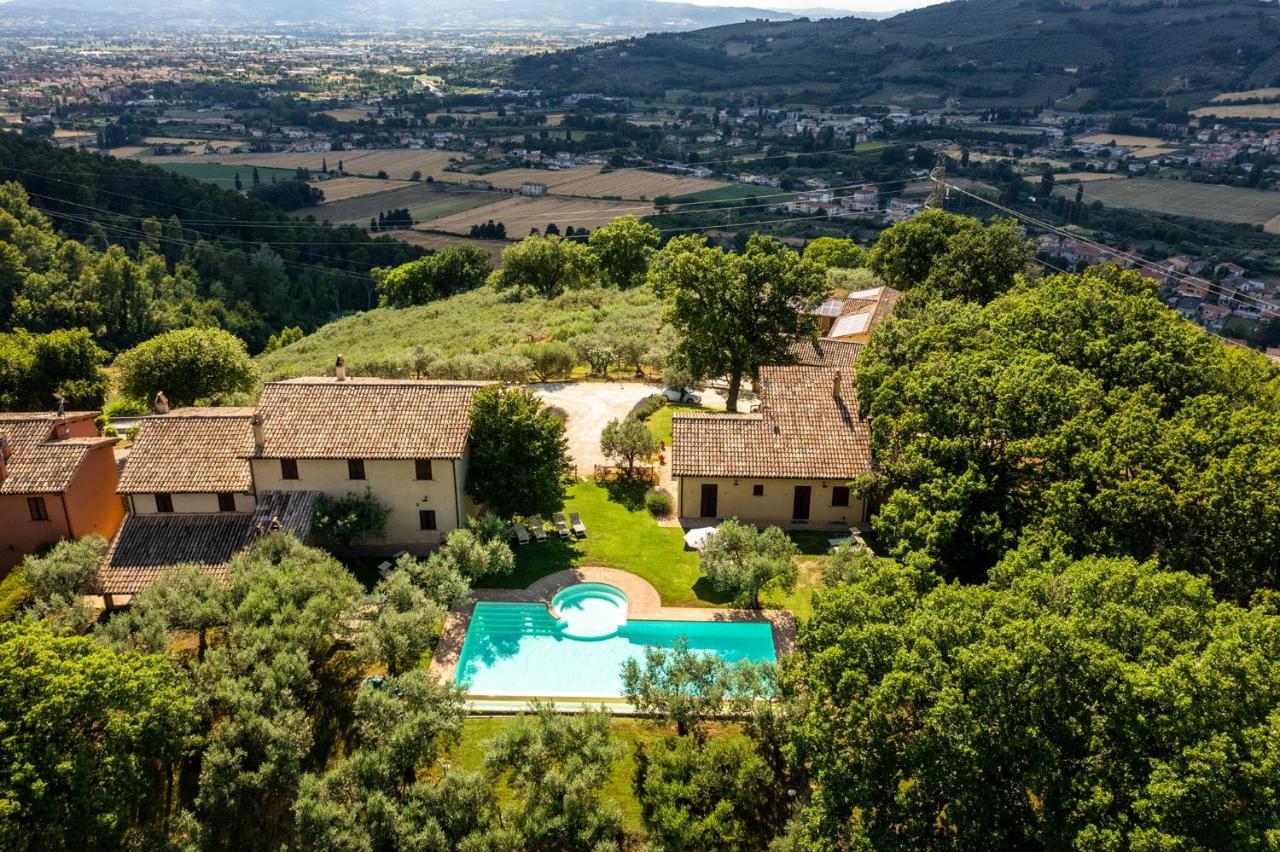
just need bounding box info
[510,0,1280,110]
[255,285,666,381]
[0,135,421,352]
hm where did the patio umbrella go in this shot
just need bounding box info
[683,526,719,550]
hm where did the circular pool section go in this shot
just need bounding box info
[550,582,628,639]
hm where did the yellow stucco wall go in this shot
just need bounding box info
[129,492,255,514]
[676,476,867,529]
[251,456,464,547]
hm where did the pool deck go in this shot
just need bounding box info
[428,566,797,693]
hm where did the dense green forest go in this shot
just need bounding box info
[0,135,422,353]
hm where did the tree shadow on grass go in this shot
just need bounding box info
[487,537,583,590]
[788,531,836,557]
[602,478,648,511]
[310,650,366,769]
[692,576,737,606]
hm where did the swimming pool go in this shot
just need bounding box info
[452,582,777,698]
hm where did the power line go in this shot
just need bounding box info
[1026,253,1250,349]
[9,161,920,230]
[941,181,1280,315]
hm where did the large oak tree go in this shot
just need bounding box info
[649,234,826,411]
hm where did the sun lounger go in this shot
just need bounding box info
[552,512,571,540]
[377,560,394,579]
[528,516,549,543]
[511,523,531,545]
[569,512,586,537]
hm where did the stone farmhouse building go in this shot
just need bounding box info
[99,373,487,603]
[671,365,872,529]
[0,410,124,570]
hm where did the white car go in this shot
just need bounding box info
[662,387,702,404]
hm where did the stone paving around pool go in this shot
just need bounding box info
[428,565,797,689]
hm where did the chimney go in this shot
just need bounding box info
[154,391,169,415]
[833,370,843,399]
[251,412,265,451]
[0,437,8,481]
[52,393,68,439]
[335,354,347,382]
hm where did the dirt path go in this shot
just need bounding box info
[532,382,662,476]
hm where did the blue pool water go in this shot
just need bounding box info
[453,582,777,698]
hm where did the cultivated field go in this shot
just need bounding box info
[139,150,730,200]
[142,150,463,181]
[1076,134,1175,158]
[1192,103,1280,119]
[1212,87,1280,103]
[313,177,415,203]
[423,195,651,235]
[294,183,499,225]
[145,161,299,189]
[322,108,376,122]
[1053,178,1280,226]
[386,230,510,265]
[480,166,727,200]
[105,145,150,159]
[1055,171,1123,182]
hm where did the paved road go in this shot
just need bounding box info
[532,382,663,475]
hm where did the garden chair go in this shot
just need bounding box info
[511,523,531,546]
[552,512,571,540]
[528,516,549,543]
[569,512,587,538]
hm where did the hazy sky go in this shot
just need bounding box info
[674,0,946,12]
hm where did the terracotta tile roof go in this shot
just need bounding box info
[253,378,489,460]
[789,338,863,370]
[99,490,319,595]
[0,412,117,494]
[672,366,871,480]
[118,409,254,494]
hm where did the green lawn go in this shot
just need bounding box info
[489,480,724,607]
[484,479,825,614]
[448,716,667,837]
[643,401,707,446]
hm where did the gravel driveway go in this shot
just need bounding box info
[532,382,663,475]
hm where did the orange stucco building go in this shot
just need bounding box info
[0,411,125,572]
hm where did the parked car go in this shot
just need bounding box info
[662,387,702,404]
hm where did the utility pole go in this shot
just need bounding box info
[925,156,948,210]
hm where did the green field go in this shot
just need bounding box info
[672,183,782,204]
[295,183,501,225]
[1054,177,1280,226]
[149,160,298,189]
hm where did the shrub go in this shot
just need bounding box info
[0,565,32,621]
[350,356,410,379]
[103,397,147,418]
[628,394,664,422]
[646,490,673,518]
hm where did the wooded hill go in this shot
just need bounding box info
[0,135,422,353]
[511,0,1280,111]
